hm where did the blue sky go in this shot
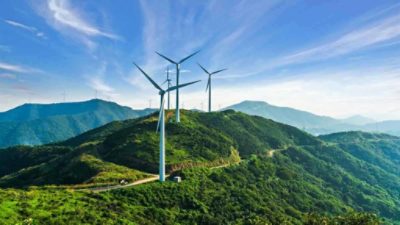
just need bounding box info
[0,0,400,120]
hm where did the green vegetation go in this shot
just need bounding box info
[0,158,387,224]
[304,212,380,225]
[0,110,399,224]
[0,99,155,148]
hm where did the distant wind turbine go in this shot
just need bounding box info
[198,63,227,112]
[162,67,173,110]
[134,62,200,182]
[156,50,200,122]
[61,91,66,102]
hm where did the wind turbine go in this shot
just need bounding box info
[156,50,200,122]
[134,63,200,182]
[198,64,227,112]
[162,66,173,110]
[61,91,66,102]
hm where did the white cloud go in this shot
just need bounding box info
[48,0,119,39]
[180,65,400,120]
[86,62,119,99]
[134,0,279,85]
[125,72,151,90]
[4,20,47,39]
[0,62,36,73]
[36,32,45,38]
[88,76,114,93]
[5,20,37,32]
[39,0,120,49]
[279,13,400,65]
[210,9,400,81]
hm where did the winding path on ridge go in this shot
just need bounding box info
[80,163,234,193]
[83,175,169,192]
[80,147,290,193]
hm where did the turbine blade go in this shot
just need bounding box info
[211,68,227,75]
[198,63,210,75]
[133,63,163,91]
[156,95,165,133]
[206,77,210,92]
[167,80,201,92]
[179,50,200,64]
[166,66,170,79]
[155,52,177,64]
[161,79,168,85]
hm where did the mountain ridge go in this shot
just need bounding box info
[226,100,399,136]
[0,99,155,148]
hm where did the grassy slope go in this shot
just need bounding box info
[0,111,399,224]
[0,110,247,187]
[0,156,385,224]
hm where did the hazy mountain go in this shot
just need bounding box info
[225,100,353,134]
[226,100,399,136]
[0,99,155,148]
[340,115,376,125]
[0,110,399,224]
[362,120,400,136]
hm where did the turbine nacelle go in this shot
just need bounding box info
[156,50,201,66]
[198,63,227,112]
[133,62,200,116]
[156,50,200,123]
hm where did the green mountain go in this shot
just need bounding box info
[226,100,400,136]
[0,109,313,187]
[0,110,399,224]
[0,99,154,148]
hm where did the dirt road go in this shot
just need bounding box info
[82,175,167,193]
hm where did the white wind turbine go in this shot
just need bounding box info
[198,63,227,112]
[156,50,200,122]
[162,66,173,110]
[134,63,200,182]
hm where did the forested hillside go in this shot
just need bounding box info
[0,99,154,148]
[0,110,398,224]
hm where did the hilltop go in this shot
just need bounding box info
[0,109,314,187]
[0,99,155,148]
[0,110,399,224]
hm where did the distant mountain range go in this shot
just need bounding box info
[226,100,400,136]
[339,115,376,125]
[0,99,398,149]
[0,99,155,148]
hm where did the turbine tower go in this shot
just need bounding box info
[162,66,173,110]
[134,63,200,182]
[198,63,227,112]
[156,50,200,122]
[61,91,66,102]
